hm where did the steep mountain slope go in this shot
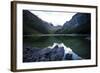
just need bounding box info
[23,10,55,35]
[56,13,91,34]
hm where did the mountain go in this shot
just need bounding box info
[55,13,91,34]
[23,10,91,34]
[23,10,56,35]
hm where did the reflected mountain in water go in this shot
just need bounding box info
[23,10,91,62]
[47,43,82,60]
[23,43,82,62]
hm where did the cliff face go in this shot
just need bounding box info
[56,13,91,34]
[23,10,91,34]
[23,10,55,35]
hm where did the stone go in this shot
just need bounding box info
[49,46,65,61]
[64,53,72,60]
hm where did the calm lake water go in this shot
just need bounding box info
[23,35,91,59]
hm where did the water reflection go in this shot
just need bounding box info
[23,36,90,62]
[47,43,82,60]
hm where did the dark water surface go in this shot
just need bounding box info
[23,35,91,60]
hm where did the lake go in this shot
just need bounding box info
[23,35,91,60]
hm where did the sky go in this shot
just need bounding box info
[30,10,76,26]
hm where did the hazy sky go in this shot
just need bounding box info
[30,11,76,26]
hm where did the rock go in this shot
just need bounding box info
[56,13,91,34]
[64,53,72,60]
[36,48,51,61]
[23,47,42,62]
[49,46,65,61]
[23,43,82,62]
[38,48,51,55]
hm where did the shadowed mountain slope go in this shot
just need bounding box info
[56,13,91,34]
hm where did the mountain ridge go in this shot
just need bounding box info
[23,10,91,35]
